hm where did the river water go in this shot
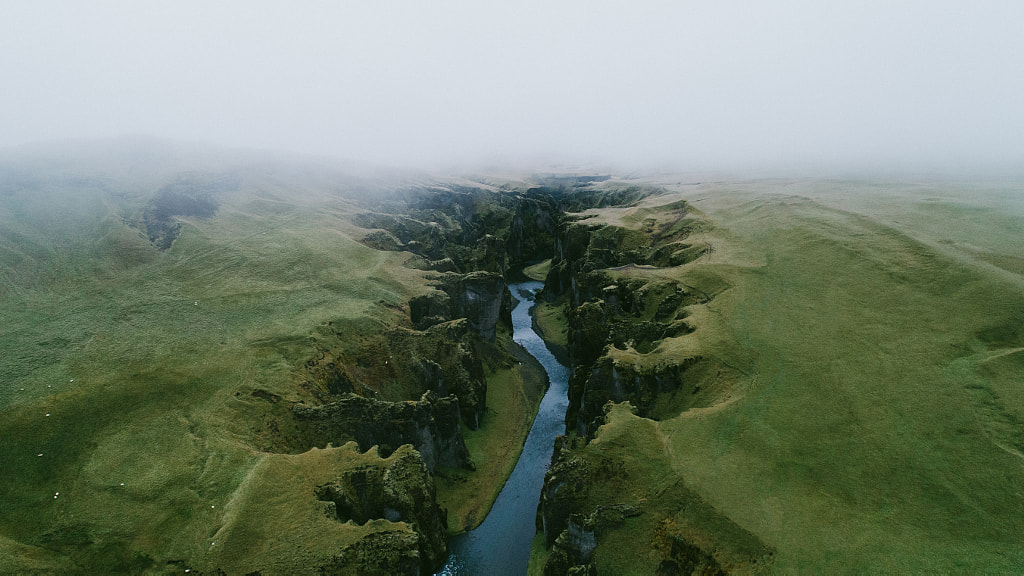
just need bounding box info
[437,281,570,575]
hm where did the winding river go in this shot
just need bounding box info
[437,281,570,575]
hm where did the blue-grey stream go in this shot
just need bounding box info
[437,281,569,575]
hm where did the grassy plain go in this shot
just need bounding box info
[538,178,1024,572]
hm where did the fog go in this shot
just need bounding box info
[3,1,1023,172]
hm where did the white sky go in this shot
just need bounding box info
[2,1,1023,171]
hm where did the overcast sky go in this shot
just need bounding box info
[2,1,1023,171]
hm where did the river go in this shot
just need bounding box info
[437,281,570,575]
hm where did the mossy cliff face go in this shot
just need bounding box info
[571,356,715,435]
[304,318,488,430]
[317,445,449,574]
[409,271,514,342]
[544,200,708,301]
[205,444,450,576]
[542,201,726,435]
[533,195,775,574]
[295,391,473,472]
[353,185,560,274]
[535,405,774,575]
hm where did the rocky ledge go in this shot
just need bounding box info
[295,391,474,472]
[317,444,450,575]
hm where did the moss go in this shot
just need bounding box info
[436,334,548,533]
[537,404,773,575]
[523,258,552,281]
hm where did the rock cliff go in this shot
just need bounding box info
[536,404,774,574]
[317,445,449,574]
[544,208,726,433]
[438,271,514,342]
[305,318,488,429]
[294,391,474,472]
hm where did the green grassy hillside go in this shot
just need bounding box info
[6,146,1023,573]
[533,178,1024,573]
[675,180,1024,572]
[0,147,544,573]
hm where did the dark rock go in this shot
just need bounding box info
[142,173,233,250]
[304,318,488,430]
[323,531,421,576]
[439,272,513,342]
[409,291,452,330]
[390,320,488,429]
[572,357,706,436]
[317,445,448,574]
[654,531,725,576]
[294,391,474,472]
[539,438,592,547]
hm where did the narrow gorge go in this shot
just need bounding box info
[286,175,772,574]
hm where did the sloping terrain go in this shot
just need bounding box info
[530,178,1024,573]
[0,144,558,574]
[4,142,1023,574]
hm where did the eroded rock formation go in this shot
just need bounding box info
[294,391,473,472]
[317,445,449,575]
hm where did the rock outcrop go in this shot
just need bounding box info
[410,273,514,343]
[386,320,489,429]
[559,270,727,434]
[543,505,643,576]
[569,356,728,436]
[323,531,422,576]
[354,185,562,275]
[317,445,449,575]
[438,272,513,342]
[141,172,236,249]
[294,391,474,472]
[537,432,644,575]
[537,404,774,575]
[305,318,489,430]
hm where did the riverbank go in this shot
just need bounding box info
[440,281,571,575]
[435,334,548,533]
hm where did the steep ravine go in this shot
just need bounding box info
[283,179,740,574]
[438,281,570,575]
[530,198,775,574]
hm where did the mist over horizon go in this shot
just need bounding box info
[3,1,1024,174]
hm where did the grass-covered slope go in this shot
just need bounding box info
[0,155,422,572]
[674,180,1024,572]
[0,145,545,573]
[534,178,1024,573]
